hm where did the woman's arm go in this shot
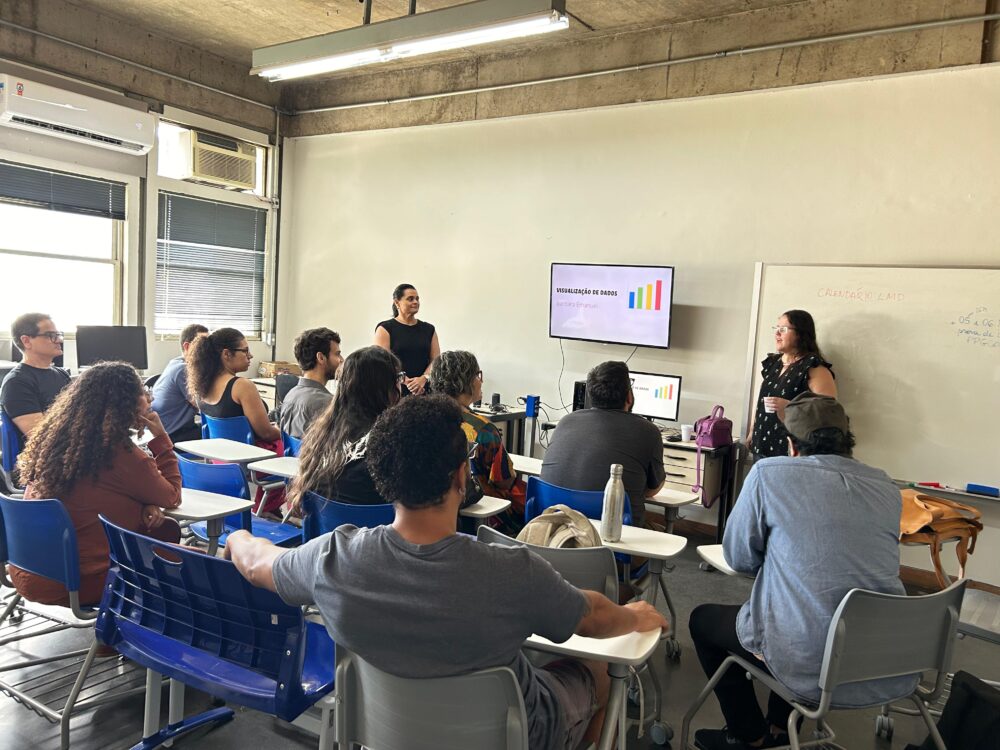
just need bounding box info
[808,365,837,398]
[232,377,281,442]
[374,325,391,350]
[406,331,440,395]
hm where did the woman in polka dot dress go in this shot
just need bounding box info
[747,309,837,460]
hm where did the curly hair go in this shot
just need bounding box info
[16,361,144,498]
[367,394,468,509]
[293,327,341,371]
[287,346,401,506]
[186,327,245,402]
[429,350,479,399]
[586,361,631,409]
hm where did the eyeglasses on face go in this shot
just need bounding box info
[228,347,252,357]
[772,325,797,334]
[30,331,64,342]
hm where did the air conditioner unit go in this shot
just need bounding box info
[0,74,155,155]
[176,130,258,191]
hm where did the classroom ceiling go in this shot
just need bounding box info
[64,0,804,71]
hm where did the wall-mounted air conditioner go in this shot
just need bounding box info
[0,74,155,155]
[175,130,258,191]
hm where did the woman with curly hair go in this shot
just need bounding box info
[11,361,182,607]
[287,345,402,508]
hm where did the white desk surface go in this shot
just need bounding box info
[165,488,254,522]
[174,438,275,463]
[459,496,511,518]
[247,456,299,479]
[648,486,701,508]
[697,544,739,576]
[525,628,660,667]
[510,454,542,476]
[587,519,687,560]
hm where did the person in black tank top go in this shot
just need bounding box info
[199,376,245,419]
[374,283,440,396]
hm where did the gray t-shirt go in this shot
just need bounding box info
[278,378,333,439]
[273,525,589,750]
[725,454,917,706]
[541,408,665,521]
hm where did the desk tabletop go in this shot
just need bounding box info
[525,628,660,666]
[459,496,511,518]
[165,488,254,522]
[510,454,542,476]
[587,519,687,560]
[248,456,299,479]
[647,486,701,508]
[697,544,739,576]
[174,439,275,463]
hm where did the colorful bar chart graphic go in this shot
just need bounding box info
[628,280,663,310]
[653,384,674,400]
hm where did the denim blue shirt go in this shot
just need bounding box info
[724,454,917,706]
[151,356,195,436]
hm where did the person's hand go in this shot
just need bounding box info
[222,530,252,560]
[763,396,789,421]
[625,601,670,633]
[142,505,165,529]
[137,409,167,439]
[405,375,427,395]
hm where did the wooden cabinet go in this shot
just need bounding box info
[662,440,722,505]
[251,377,276,411]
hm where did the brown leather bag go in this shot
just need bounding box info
[899,489,983,590]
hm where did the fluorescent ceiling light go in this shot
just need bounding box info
[252,0,569,82]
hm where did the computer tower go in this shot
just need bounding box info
[572,380,591,411]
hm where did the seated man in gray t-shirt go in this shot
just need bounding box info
[228,394,667,750]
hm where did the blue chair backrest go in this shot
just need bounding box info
[201,414,254,444]
[301,492,394,542]
[1,412,22,474]
[176,454,250,531]
[525,476,633,526]
[0,493,81,592]
[283,433,303,458]
[97,517,330,720]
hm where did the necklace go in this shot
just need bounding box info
[781,354,803,369]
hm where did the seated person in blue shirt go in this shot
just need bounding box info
[227,394,668,750]
[151,323,208,443]
[1,312,70,443]
[278,327,342,440]
[689,392,914,750]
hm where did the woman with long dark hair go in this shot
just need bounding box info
[11,362,182,606]
[186,327,280,444]
[288,345,402,507]
[374,283,440,396]
[746,309,837,460]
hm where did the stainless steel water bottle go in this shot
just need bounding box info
[600,464,625,542]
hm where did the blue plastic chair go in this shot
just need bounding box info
[0,412,23,491]
[200,414,254,444]
[96,517,336,749]
[300,491,394,542]
[177,454,299,548]
[284,432,303,457]
[0,494,146,749]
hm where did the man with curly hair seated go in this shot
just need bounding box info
[228,394,668,750]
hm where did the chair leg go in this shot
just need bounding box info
[910,694,946,750]
[0,591,22,626]
[59,640,100,750]
[315,693,338,750]
[786,709,802,750]
[144,669,164,740]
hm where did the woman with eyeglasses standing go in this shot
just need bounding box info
[186,327,280,444]
[374,283,440,396]
[288,346,402,507]
[746,310,837,460]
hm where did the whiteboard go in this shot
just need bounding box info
[746,264,1000,490]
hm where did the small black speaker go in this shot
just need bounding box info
[572,380,589,411]
[490,392,501,408]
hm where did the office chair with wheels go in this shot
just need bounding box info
[300,491,394,542]
[681,581,967,750]
[0,494,147,749]
[336,646,527,750]
[275,373,299,405]
[177,454,299,548]
[97,517,336,750]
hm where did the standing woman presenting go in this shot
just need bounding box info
[374,283,440,396]
[746,309,837,460]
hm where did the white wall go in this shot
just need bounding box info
[277,63,1000,582]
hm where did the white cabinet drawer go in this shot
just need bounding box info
[662,464,699,485]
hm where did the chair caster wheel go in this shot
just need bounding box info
[699,562,713,572]
[650,722,673,746]
[664,639,681,661]
[874,714,894,740]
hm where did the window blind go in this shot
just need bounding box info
[156,192,266,336]
[0,161,125,220]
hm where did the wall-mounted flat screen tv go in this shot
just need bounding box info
[549,263,674,349]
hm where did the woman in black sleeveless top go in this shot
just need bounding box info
[747,309,837,459]
[374,283,440,396]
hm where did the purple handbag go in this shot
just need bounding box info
[692,405,733,505]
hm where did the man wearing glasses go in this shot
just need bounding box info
[1,313,71,441]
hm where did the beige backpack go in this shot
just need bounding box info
[516,504,602,548]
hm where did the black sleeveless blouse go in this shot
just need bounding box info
[750,353,834,458]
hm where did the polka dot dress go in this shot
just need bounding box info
[751,353,834,458]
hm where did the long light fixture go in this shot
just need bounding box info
[251,0,569,82]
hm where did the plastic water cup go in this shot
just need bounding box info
[681,424,694,442]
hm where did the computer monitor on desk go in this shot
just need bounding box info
[76,326,148,370]
[630,371,681,422]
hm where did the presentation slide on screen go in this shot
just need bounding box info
[550,264,674,348]
[630,372,682,421]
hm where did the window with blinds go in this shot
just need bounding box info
[155,192,267,337]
